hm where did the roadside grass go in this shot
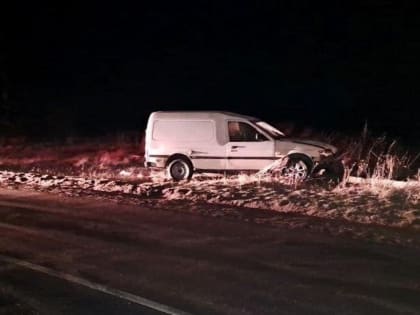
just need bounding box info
[0,128,419,239]
[0,127,418,185]
[313,124,418,181]
[0,133,146,181]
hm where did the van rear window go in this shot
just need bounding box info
[152,120,214,141]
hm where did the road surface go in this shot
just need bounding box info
[0,188,419,314]
[0,262,163,315]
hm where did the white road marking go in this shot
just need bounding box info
[0,254,192,315]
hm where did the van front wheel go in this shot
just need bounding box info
[167,158,193,181]
[279,155,313,181]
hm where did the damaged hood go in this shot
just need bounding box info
[274,138,338,158]
[286,138,337,153]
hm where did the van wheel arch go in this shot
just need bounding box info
[166,154,194,181]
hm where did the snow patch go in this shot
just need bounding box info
[0,170,419,229]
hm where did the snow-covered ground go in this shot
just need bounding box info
[0,170,419,230]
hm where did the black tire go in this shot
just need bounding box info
[167,157,193,181]
[280,155,313,181]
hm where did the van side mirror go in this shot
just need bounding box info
[255,133,267,141]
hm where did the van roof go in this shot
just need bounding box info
[149,111,260,121]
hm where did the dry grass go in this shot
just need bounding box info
[0,126,418,184]
[0,133,145,179]
[0,128,418,232]
[282,122,420,181]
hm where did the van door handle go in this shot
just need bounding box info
[231,145,245,149]
[190,150,207,155]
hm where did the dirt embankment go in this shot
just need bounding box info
[0,170,419,234]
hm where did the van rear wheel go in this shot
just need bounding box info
[167,158,193,181]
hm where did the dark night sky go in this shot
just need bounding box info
[3,1,420,144]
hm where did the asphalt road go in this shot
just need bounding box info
[0,262,163,315]
[0,188,419,315]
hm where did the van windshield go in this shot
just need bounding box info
[255,121,285,140]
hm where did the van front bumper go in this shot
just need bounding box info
[144,156,167,168]
[144,161,157,168]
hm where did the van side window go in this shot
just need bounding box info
[228,121,267,142]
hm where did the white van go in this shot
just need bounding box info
[144,111,339,180]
